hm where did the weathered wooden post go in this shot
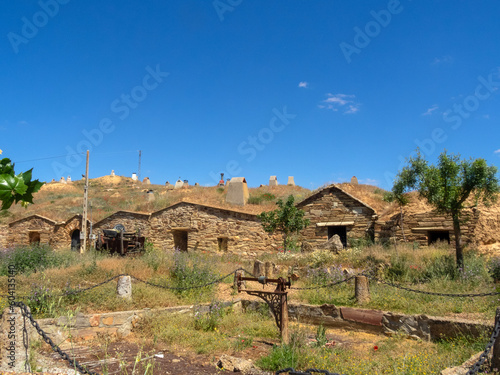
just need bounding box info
[253,260,264,276]
[0,306,31,373]
[492,307,500,371]
[355,275,370,304]
[117,275,132,301]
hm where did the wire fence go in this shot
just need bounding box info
[4,267,500,374]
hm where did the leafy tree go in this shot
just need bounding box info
[257,195,310,252]
[0,151,44,210]
[393,150,500,268]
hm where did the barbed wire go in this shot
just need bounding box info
[13,301,100,375]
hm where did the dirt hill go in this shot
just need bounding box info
[1,176,393,225]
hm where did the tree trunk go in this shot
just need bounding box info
[400,206,406,242]
[283,233,287,253]
[452,214,464,270]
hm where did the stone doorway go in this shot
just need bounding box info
[173,230,188,251]
[328,226,347,247]
[71,229,81,251]
[29,231,41,244]
[217,237,228,252]
[428,230,450,245]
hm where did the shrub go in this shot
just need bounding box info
[0,244,64,276]
[194,301,226,331]
[248,195,263,205]
[170,249,219,299]
[488,256,500,281]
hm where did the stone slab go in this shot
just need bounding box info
[340,307,383,326]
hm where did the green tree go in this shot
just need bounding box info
[257,195,310,252]
[392,150,500,268]
[0,152,44,210]
[383,187,409,242]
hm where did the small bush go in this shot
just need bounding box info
[248,195,263,205]
[0,244,64,276]
[170,249,219,299]
[194,301,226,331]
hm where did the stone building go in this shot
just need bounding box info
[296,184,377,248]
[149,202,274,252]
[7,214,90,251]
[93,211,151,238]
[376,206,479,248]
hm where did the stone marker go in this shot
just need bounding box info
[316,234,344,253]
[67,175,72,182]
[355,275,370,304]
[269,175,278,186]
[225,177,249,206]
[51,179,55,182]
[117,276,132,301]
[1,306,31,372]
[194,182,200,187]
[143,177,151,184]
[226,178,230,186]
[183,179,189,188]
[111,170,115,177]
[165,181,174,190]
[253,260,264,277]
[287,176,295,186]
[174,179,184,189]
[351,176,358,185]
[265,261,276,278]
[132,173,138,181]
[59,176,66,184]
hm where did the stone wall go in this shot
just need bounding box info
[379,208,478,247]
[7,216,56,247]
[0,225,8,249]
[297,186,376,247]
[149,202,277,253]
[93,211,152,238]
[28,301,491,345]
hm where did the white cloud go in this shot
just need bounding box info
[359,178,378,186]
[320,93,360,114]
[421,105,439,116]
[494,149,500,154]
[298,81,308,88]
[432,55,454,65]
[483,114,490,120]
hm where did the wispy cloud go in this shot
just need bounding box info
[298,81,308,88]
[18,120,29,126]
[483,114,490,120]
[421,105,439,116]
[359,178,378,186]
[494,149,500,154]
[319,93,360,114]
[432,55,454,65]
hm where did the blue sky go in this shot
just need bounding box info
[1,1,499,190]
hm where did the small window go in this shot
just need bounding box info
[218,237,228,252]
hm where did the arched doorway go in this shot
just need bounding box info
[29,232,41,244]
[71,229,81,251]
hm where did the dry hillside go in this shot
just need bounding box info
[1,176,394,225]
